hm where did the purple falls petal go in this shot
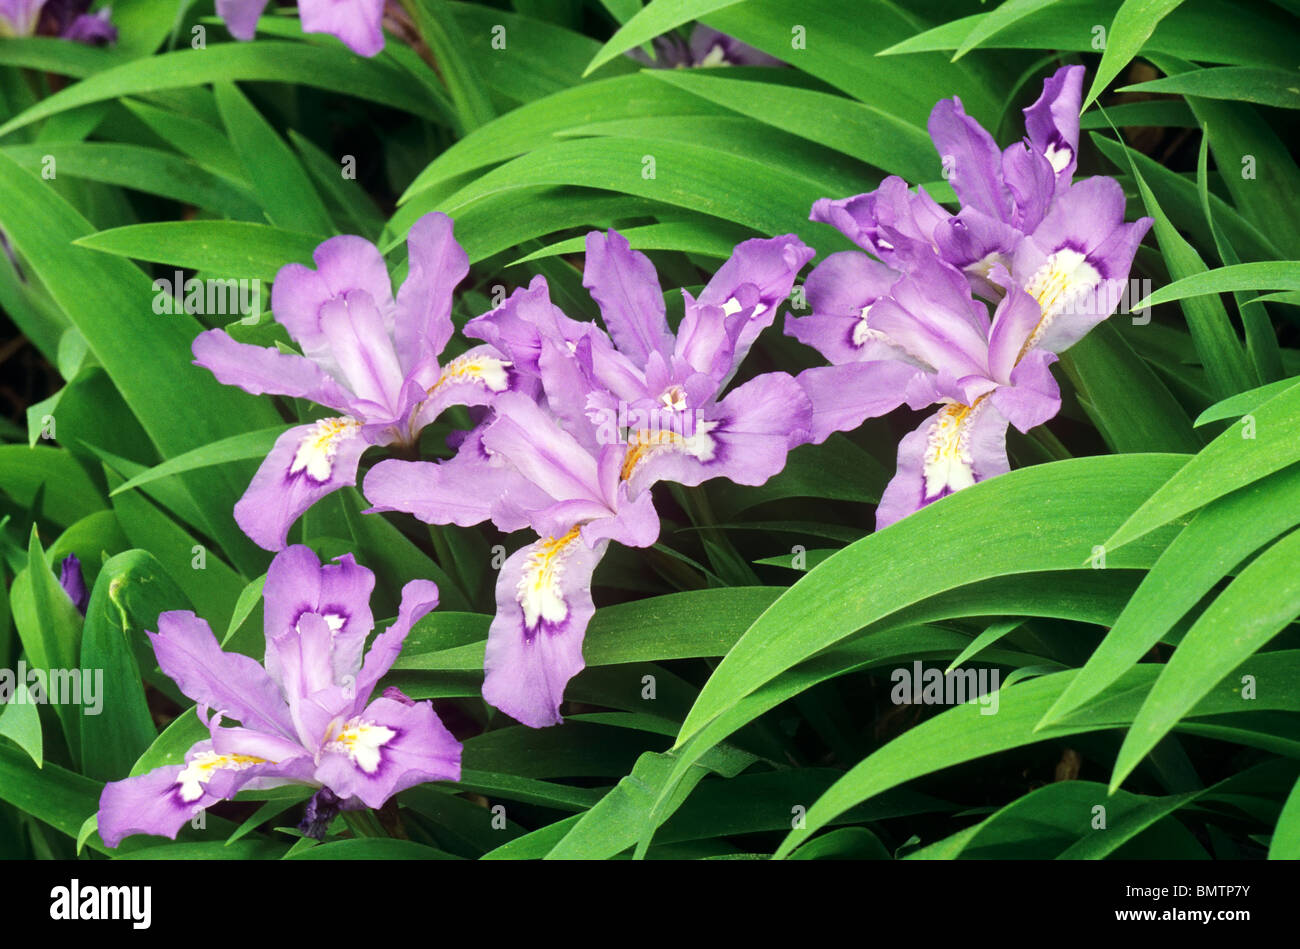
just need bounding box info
[482,536,607,728]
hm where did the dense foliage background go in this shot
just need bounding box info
[1,0,1299,860]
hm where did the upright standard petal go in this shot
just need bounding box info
[583,230,674,366]
[394,211,469,374]
[1023,64,1084,190]
[928,97,1012,224]
[0,0,43,36]
[352,579,440,707]
[233,418,369,551]
[482,534,607,728]
[787,250,906,365]
[262,545,376,691]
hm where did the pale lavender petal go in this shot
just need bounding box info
[262,545,376,691]
[928,97,1012,224]
[147,611,294,737]
[298,0,385,56]
[271,235,393,362]
[61,10,115,44]
[991,347,1061,433]
[394,211,469,374]
[410,344,516,434]
[234,418,368,552]
[795,362,917,444]
[216,0,268,40]
[786,250,902,365]
[583,230,673,366]
[875,400,1010,530]
[317,290,407,419]
[1023,64,1084,190]
[480,392,605,509]
[0,0,43,35]
[482,536,607,728]
[1001,141,1056,233]
[352,578,440,708]
[985,274,1044,382]
[191,328,353,412]
[314,695,461,807]
[363,434,508,528]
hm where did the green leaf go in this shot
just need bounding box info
[1108,132,1253,399]
[0,445,105,529]
[1084,0,1186,110]
[0,682,44,768]
[1043,464,1300,728]
[1111,529,1300,790]
[1136,262,1300,310]
[213,82,332,236]
[1104,380,1300,550]
[584,0,745,75]
[285,838,460,860]
[1195,377,1299,426]
[1271,774,1300,859]
[80,551,187,781]
[405,0,496,134]
[1120,66,1300,110]
[0,42,439,138]
[74,221,321,284]
[110,427,287,498]
[952,0,1063,61]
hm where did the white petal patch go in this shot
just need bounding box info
[720,297,768,321]
[1022,248,1101,351]
[1044,142,1072,175]
[290,417,361,482]
[431,353,512,394]
[325,719,396,775]
[516,527,583,631]
[176,752,267,803]
[922,402,983,501]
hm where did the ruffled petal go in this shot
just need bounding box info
[928,97,1012,223]
[1023,64,1084,190]
[215,0,269,40]
[394,211,469,373]
[795,362,917,444]
[352,579,440,708]
[582,230,674,366]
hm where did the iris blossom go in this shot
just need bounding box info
[365,231,813,727]
[217,0,385,57]
[97,545,460,848]
[789,66,1152,526]
[193,212,515,551]
[0,0,116,43]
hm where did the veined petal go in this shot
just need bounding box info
[394,211,469,372]
[148,611,294,737]
[481,392,605,510]
[314,696,461,808]
[876,399,1010,529]
[986,273,1045,382]
[318,290,407,419]
[482,535,607,728]
[262,545,376,694]
[928,97,1012,223]
[191,329,353,411]
[582,230,674,365]
[411,344,515,433]
[991,348,1061,433]
[795,362,917,445]
[1001,141,1056,234]
[234,418,368,552]
[297,0,385,56]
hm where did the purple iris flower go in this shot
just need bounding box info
[788,66,1152,527]
[364,231,813,727]
[97,545,461,848]
[58,554,88,616]
[193,212,516,551]
[217,0,385,57]
[629,23,784,68]
[0,0,116,43]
